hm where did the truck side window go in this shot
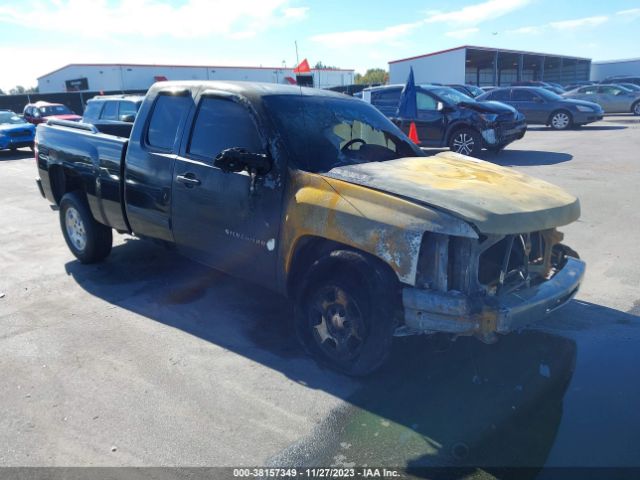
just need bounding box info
[101,101,118,120]
[416,92,437,111]
[147,94,191,151]
[188,98,263,160]
[82,102,102,121]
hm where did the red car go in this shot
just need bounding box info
[23,101,81,125]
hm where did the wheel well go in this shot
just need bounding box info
[286,236,399,299]
[49,165,84,205]
[631,100,640,112]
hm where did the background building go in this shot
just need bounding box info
[389,46,591,86]
[591,58,640,81]
[37,63,355,93]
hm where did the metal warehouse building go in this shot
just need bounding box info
[37,63,355,94]
[591,58,640,81]
[389,45,591,86]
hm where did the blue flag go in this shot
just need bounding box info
[396,66,417,119]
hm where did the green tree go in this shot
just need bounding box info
[9,85,26,95]
[314,61,338,69]
[354,68,388,85]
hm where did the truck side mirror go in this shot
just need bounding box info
[214,147,272,175]
[120,114,136,122]
[214,147,272,195]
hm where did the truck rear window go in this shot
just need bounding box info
[147,94,191,151]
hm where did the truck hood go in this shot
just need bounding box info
[322,152,580,235]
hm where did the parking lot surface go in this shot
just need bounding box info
[1,116,639,473]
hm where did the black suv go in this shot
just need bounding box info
[363,85,527,156]
[82,95,144,137]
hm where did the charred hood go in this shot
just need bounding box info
[322,153,580,235]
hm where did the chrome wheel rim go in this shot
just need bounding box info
[309,285,365,362]
[552,112,570,129]
[65,207,87,252]
[452,133,475,155]
[634,103,640,115]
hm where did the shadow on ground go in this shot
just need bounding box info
[479,150,572,167]
[525,125,627,132]
[64,239,638,478]
[0,148,32,161]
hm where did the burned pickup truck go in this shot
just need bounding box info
[35,81,585,375]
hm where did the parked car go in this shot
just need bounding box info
[363,84,527,155]
[563,84,640,115]
[477,87,604,130]
[481,86,497,92]
[563,81,597,91]
[601,76,640,87]
[0,110,35,151]
[447,84,485,98]
[615,83,640,92]
[82,95,144,137]
[23,101,81,125]
[34,81,585,375]
[512,80,565,94]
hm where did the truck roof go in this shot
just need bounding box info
[148,80,350,100]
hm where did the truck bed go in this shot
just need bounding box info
[36,119,130,232]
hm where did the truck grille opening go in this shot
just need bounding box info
[478,231,560,294]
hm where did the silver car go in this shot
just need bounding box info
[564,84,640,115]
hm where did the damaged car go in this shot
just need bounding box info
[362,84,527,155]
[34,81,584,375]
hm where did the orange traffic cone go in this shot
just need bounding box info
[408,122,420,144]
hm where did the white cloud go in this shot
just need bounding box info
[0,0,308,39]
[424,0,531,25]
[506,25,543,34]
[445,27,479,39]
[549,15,608,30]
[311,22,422,48]
[616,8,640,20]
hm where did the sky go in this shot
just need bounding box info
[0,0,639,91]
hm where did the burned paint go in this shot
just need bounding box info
[324,152,581,235]
[280,169,477,286]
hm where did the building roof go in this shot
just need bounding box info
[593,57,640,65]
[389,45,591,65]
[38,63,355,80]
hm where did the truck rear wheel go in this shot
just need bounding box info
[294,251,398,376]
[59,192,112,264]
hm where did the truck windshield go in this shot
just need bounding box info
[0,112,25,124]
[263,95,424,173]
[427,87,475,105]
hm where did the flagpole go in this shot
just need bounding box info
[294,41,300,68]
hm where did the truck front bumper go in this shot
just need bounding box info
[402,257,586,336]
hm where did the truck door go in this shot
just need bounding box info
[171,94,282,287]
[124,91,193,242]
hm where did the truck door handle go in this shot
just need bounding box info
[176,173,201,187]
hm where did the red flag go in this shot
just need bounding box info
[408,122,420,144]
[294,58,311,74]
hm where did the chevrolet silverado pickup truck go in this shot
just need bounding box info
[35,81,585,375]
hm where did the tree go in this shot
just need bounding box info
[9,85,26,95]
[0,88,5,95]
[354,68,388,85]
[314,61,338,69]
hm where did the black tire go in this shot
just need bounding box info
[294,250,399,376]
[59,192,112,263]
[549,110,572,130]
[632,101,640,116]
[448,128,482,156]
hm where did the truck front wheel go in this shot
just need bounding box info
[59,192,112,263]
[295,251,398,376]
